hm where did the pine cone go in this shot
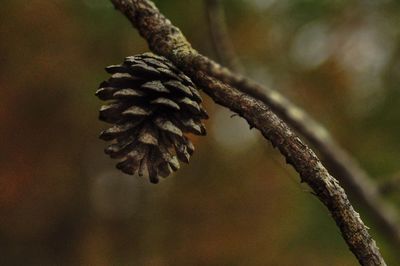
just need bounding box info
[96,53,208,183]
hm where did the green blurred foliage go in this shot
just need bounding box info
[1,0,399,265]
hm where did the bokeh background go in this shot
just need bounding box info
[1,0,400,265]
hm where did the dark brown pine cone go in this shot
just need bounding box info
[96,53,208,183]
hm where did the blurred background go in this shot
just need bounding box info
[1,0,400,265]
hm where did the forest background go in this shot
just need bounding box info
[1,0,400,265]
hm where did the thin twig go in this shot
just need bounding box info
[204,0,400,248]
[109,0,386,264]
[204,0,242,72]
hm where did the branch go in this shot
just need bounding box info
[204,0,400,248]
[109,0,386,264]
[197,54,400,249]
[204,0,242,72]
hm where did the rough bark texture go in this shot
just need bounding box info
[109,0,387,264]
[195,75,386,266]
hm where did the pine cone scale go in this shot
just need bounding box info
[141,80,170,93]
[150,97,181,110]
[138,125,159,146]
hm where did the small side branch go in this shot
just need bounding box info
[109,0,387,264]
[204,0,242,72]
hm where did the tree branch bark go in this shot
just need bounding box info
[109,0,387,264]
[202,0,400,250]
